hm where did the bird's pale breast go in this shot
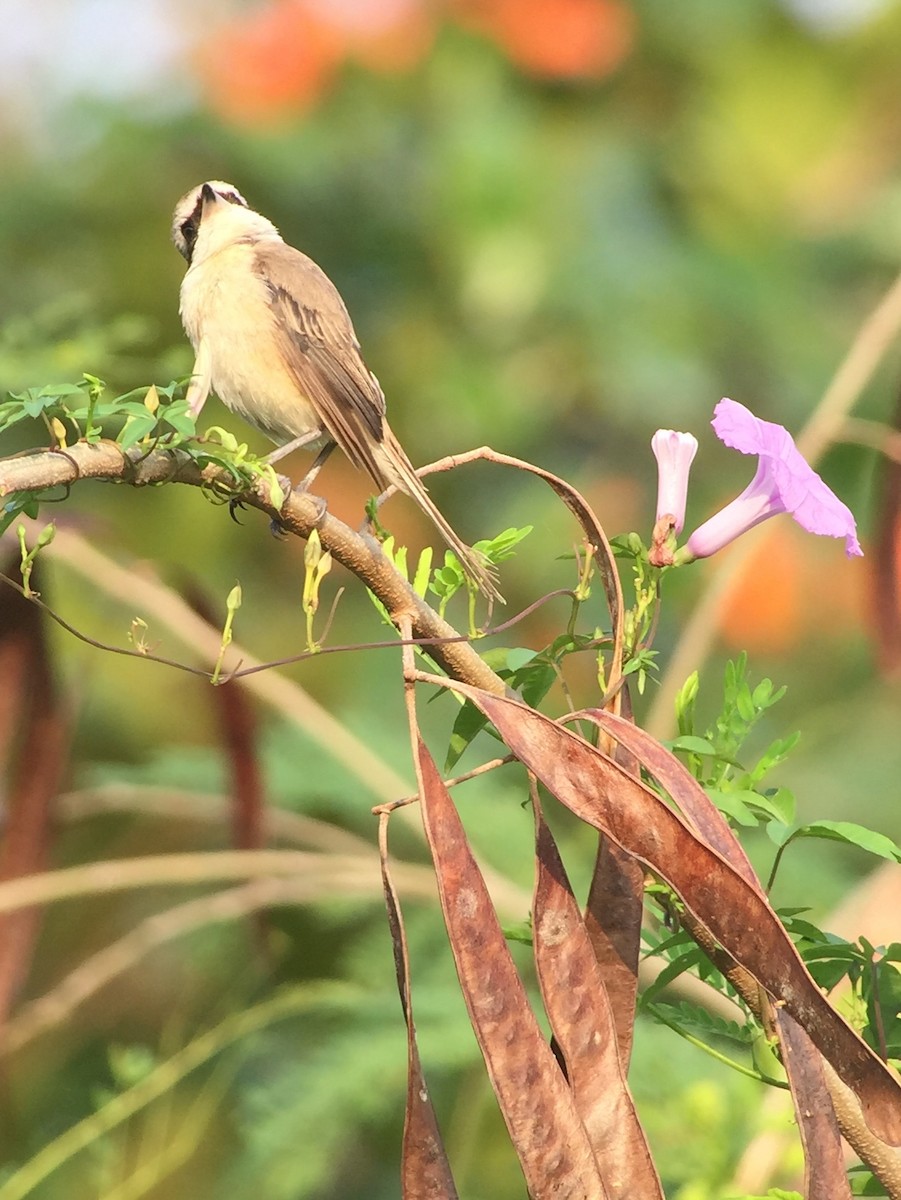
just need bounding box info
[179,243,321,445]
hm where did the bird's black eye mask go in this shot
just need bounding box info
[177,187,248,263]
[178,195,204,263]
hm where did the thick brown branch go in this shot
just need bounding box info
[0,441,505,694]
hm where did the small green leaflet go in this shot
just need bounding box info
[768,820,901,862]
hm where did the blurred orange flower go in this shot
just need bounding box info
[200,0,635,125]
[720,524,861,655]
[200,0,434,124]
[720,527,804,656]
[200,1,342,124]
[455,0,635,81]
[306,0,435,72]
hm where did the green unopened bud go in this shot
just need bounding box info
[304,529,322,572]
[50,417,68,447]
[35,523,56,550]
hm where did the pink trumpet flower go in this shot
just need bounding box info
[680,398,863,563]
[651,430,698,535]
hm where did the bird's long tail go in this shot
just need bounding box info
[377,428,504,605]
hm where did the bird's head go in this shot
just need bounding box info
[171,181,279,264]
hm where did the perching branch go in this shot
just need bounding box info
[0,440,505,695]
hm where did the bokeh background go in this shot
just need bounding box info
[1,1,901,1196]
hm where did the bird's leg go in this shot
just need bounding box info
[294,441,336,493]
[263,433,327,534]
[263,439,335,538]
[265,430,325,466]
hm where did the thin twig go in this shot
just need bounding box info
[377,755,517,813]
[413,446,625,681]
[0,441,506,696]
[45,528,532,910]
[0,568,575,683]
[46,526,413,805]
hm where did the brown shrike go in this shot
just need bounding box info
[171,181,500,601]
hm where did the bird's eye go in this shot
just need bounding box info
[176,213,200,261]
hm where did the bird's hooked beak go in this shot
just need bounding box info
[201,182,219,207]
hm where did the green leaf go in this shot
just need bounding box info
[735,683,756,723]
[609,532,646,559]
[512,660,556,708]
[780,912,832,942]
[766,820,793,848]
[781,821,901,863]
[707,788,793,827]
[429,554,466,603]
[752,679,787,710]
[641,946,708,1005]
[736,1192,802,1200]
[642,924,696,960]
[474,525,532,564]
[644,999,754,1047]
[622,650,659,680]
[22,393,63,418]
[161,401,197,438]
[505,647,539,672]
[117,414,158,449]
[863,959,901,1060]
[749,733,800,781]
[848,1166,889,1196]
[0,408,32,433]
[0,495,40,537]
[502,920,533,945]
[668,735,717,756]
[759,786,795,825]
[445,700,490,771]
[411,546,433,598]
[750,1030,786,1084]
[705,790,758,827]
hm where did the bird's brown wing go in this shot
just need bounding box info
[254,242,391,487]
[255,244,503,602]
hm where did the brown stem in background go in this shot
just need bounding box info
[866,387,901,677]
[184,583,266,855]
[0,554,68,1025]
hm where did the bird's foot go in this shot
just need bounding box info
[269,488,327,538]
[295,487,328,525]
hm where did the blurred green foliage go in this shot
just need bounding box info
[1,1,901,1195]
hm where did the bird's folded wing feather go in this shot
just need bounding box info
[185,339,213,417]
[254,243,391,487]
